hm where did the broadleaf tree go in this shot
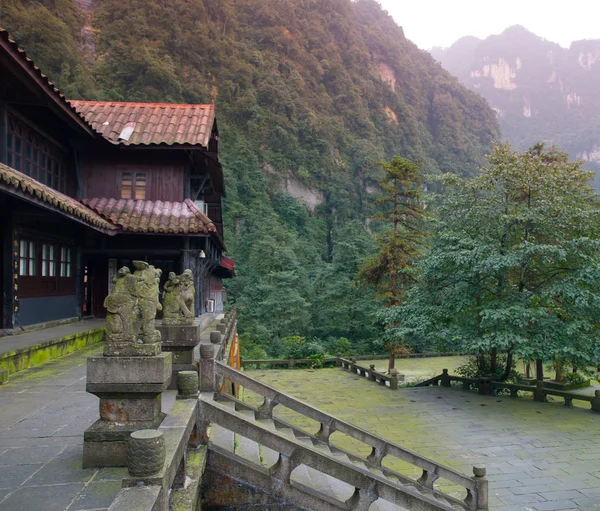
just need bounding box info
[385,143,600,380]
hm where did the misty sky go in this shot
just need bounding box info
[377,0,600,50]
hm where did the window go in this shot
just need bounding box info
[60,247,72,277]
[19,240,37,276]
[42,244,56,277]
[6,114,69,193]
[121,172,147,200]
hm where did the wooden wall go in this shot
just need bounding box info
[83,160,185,201]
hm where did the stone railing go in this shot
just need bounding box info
[108,375,205,511]
[417,369,600,413]
[339,357,404,389]
[203,361,488,511]
[241,352,460,370]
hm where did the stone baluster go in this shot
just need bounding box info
[441,368,451,387]
[316,420,336,443]
[257,396,276,419]
[417,468,439,489]
[390,373,399,390]
[199,344,216,392]
[591,390,600,413]
[368,365,376,381]
[510,387,519,398]
[366,445,385,467]
[534,380,547,402]
[270,452,296,484]
[347,486,378,510]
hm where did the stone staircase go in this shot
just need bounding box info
[198,361,489,511]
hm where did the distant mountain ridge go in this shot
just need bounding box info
[432,25,600,184]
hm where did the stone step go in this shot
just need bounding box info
[371,498,411,511]
[310,443,355,502]
[234,410,261,465]
[295,437,337,498]
[290,463,313,487]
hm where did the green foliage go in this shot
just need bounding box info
[307,353,325,369]
[456,355,520,383]
[393,143,600,372]
[564,372,587,385]
[1,0,499,350]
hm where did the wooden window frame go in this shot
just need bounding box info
[6,113,70,194]
[19,237,76,298]
[120,172,147,200]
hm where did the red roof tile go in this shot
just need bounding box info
[82,198,217,234]
[69,101,215,147]
[0,163,117,232]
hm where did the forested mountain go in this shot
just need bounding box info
[0,0,499,355]
[432,26,600,184]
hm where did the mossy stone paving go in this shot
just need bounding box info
[245,364,600,511]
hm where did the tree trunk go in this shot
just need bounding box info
[536,359,544,381]
[525,362,531,378]
[490,347,497,374]
[500,350,513,381]
[388,351,395,372]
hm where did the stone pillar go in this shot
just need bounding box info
[83,261,172,468]
[591,390,600,413]
[157,320,202,389]
[478,376,492,395]
[199,343,216,392]
[83,351,172,467]
[534,380,547,403]
[441,368,451,387]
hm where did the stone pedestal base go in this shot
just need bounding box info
[157,321,202,389]
[83,353,172,468]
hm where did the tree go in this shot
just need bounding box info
[358,156,426,370]
[391,143,600,380]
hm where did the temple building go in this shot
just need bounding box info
[0,29,233,331]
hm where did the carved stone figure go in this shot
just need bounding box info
[133,261,162,344]
[162,269,195,325]
[103,267,138,347]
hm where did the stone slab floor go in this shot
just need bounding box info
[245,364,600,511]
[0,344,175,511]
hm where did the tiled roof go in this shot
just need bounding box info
[0,163,117,232]
[69,101,215,147]
[0,29,95,135]
[82,198,217,234]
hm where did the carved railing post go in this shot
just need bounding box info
[534,380,547,402]
[316,420,336,443]
[366,446,384,467]
[465,465,488,511]
[257,396,276,419]
[390,374,398,390]
[441,368,451,387]
[591,390,600,413]
[417,469,439,489]
[270,452,296,483]
[199,344,216,392]
[564,396,573,407]
[368,365,376,381]
[347,485,378,511]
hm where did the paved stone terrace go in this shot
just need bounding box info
[245,361,600,511]
[0,344,176,511]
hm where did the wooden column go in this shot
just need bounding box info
[0,101,7,165]
[1,203,17,329]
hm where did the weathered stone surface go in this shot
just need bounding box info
[162,270,195,325]
[127,430,166,477]
[107,486,161,511]
[157,322,201,347]
[103,261,162,356]
[210,331,222,345]
[86,353,172,386]
[177,371,199,397]
[99,395,162,422]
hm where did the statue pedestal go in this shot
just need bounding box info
[157,321,202,389]
[82,352,172,468]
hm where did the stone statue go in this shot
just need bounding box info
[104,267,138,348]
[133,261,162,344]
[162,269,195,325]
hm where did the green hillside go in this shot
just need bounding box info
[0,0,500,355]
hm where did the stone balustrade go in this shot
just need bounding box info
[240,351,460,370]
[209,361,487,511]
[417,369,600,413]
[338,357,405,389]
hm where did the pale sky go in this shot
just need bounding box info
[377,0,600,50]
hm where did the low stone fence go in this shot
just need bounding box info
[108,385,205,511]
[205,361,489,511]
[417,369,600,413]
[240,352,460,370]
[339,357,404,389]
